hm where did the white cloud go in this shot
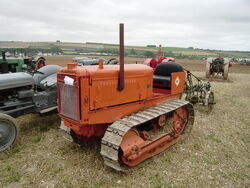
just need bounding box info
[0,0,249,50]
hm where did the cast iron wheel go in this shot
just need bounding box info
[223,63,229,80]
[205,61,211,78]
[205,91,215,112]
[180,92,188,101]
[0,114,19,152]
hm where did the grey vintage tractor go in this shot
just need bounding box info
[73,57,118,65]
[206,57,232,80]
[0,64,61,152]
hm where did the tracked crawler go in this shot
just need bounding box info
[58,24,195,171]
[101,100,194,171]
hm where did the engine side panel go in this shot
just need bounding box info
[89,76,151,110]
[0,72,34,90]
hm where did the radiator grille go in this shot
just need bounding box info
[59,82,78,120]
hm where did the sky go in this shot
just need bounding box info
[0,0,250,51]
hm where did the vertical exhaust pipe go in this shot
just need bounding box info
[117,23,124,91]
[2,51,6,61]
[1,51,8,73]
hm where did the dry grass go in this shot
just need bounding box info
[45,55,250,74]
[0,68,250,187]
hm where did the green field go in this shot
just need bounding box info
[0,41,249,59]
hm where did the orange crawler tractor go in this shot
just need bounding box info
[58,24,194,171]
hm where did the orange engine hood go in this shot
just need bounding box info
[59,63,153,79]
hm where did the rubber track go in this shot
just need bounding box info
[100,99,194,171]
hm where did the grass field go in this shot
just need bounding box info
[0,57,250,187]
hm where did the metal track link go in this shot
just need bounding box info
[100,99,193,171]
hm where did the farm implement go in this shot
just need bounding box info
[59,24,194,171]
[182,69,215,112]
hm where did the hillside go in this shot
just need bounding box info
[0,41,249,59]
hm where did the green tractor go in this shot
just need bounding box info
[0,51,46,73]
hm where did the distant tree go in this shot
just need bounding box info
[144,51,154,58]
[166,51,174,57]
[130,48,136,55]
[56,40,60,42]
[147,45,156,48]
[50,47,62,53]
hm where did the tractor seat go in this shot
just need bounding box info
[153,75,171,86]
[153,62,183,88]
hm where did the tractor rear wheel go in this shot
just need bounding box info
[0,114,19,152]
[223,63,229,80]
[35,57,46,70]
[107,58,118,65]
[205,61,211,78]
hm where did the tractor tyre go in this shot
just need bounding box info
[205,61,211,78]
[223,63,229,80]
[34,57,46,70]
[107,58,118,65]
[0,114,19,152]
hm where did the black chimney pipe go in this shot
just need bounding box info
[1,51,9,73]
[2,51,6,61]
[117,23,124,91]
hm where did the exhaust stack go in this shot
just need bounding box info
[1,51,9,73]
[117,23,124,91]
[2,51,6,61]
